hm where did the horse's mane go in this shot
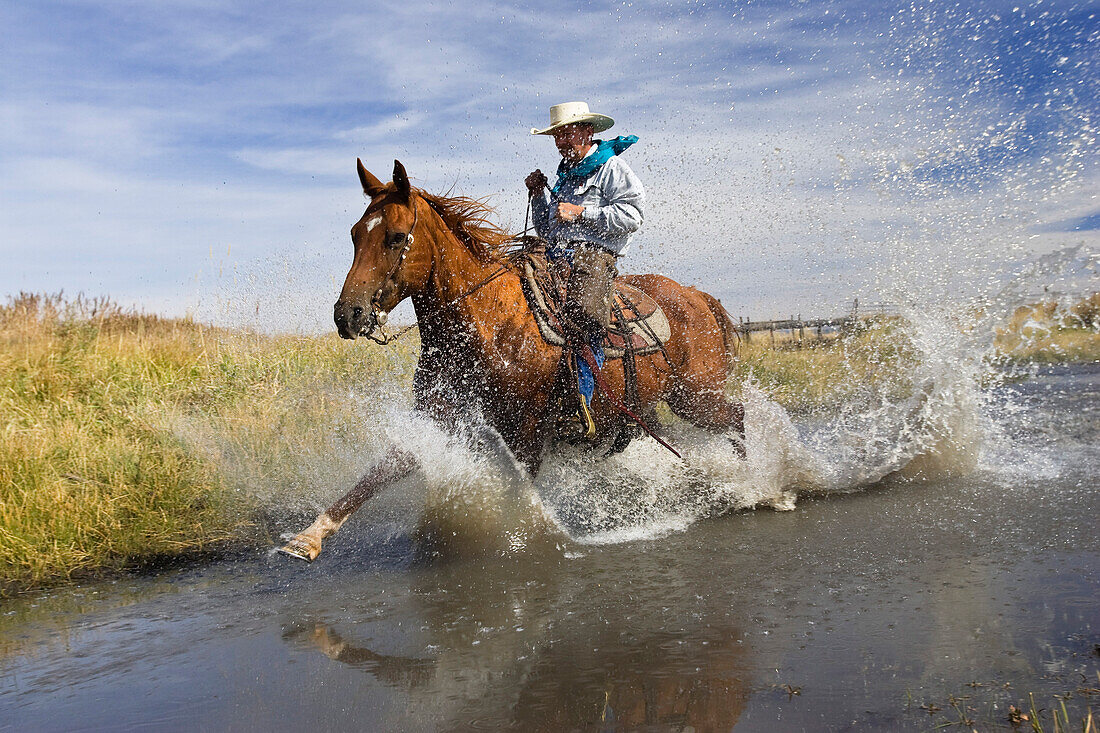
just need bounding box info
[414,187,516,264]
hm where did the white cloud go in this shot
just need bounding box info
[1,0,1095,331]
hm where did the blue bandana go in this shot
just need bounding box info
[552,135,638,195]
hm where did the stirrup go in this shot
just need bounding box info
[576,393,596,440]
[558,393,597,443]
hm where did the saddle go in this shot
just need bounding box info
[512,241,680,456]
[519,249,671,358]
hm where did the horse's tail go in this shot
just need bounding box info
[699,291,741,374]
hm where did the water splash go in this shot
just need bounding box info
[171,0,1097,553]
[375,404,562,557]
[170,263,1089,552]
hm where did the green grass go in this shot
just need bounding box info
[0,294,417,595]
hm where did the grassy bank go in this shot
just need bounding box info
[2,292,1095,594]
[730,319,921,413]
[0,294,415,595]
[994,293,1100,363]
[731,294,1099,412]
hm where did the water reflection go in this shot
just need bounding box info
[288,620,750,730]
[282,555,751,731]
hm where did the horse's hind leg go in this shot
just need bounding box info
[666,377,747,458]
[279,448,417,562]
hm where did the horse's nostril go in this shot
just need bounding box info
[352,306,364,320]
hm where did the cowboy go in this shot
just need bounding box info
[525,101,646,438]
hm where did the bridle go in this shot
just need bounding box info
[363,199,418,343]
[360,196,511,345]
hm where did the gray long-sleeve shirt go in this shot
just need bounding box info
[531,151,645,256]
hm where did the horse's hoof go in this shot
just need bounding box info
[278,536,320,563]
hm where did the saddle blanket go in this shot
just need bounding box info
[520,253,671,358]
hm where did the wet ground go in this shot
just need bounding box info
[1,364,1097,731]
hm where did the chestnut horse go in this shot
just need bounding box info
[279,159,744,561]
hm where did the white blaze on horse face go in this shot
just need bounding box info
[365,215,383,233]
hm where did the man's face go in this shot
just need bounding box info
[553,123,594,163]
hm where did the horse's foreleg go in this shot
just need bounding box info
[279,448,417,562]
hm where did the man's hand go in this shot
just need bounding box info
[525,169,547,196]
[556,202,585,223]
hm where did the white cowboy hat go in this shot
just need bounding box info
[530,101,615,135]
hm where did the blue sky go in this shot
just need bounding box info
[2,0,1096,330]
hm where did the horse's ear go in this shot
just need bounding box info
[392,160,411,200]
[357,158,386,198]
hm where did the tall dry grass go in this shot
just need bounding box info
[730,293,1099,411]
[730,318,921,413]
[994,293,1100,362]
[0,294,415,594]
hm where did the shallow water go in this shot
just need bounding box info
[1,363,1096,732]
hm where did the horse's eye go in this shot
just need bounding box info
[389,232,410,249]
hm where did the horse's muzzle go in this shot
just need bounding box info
[334,300,376,340]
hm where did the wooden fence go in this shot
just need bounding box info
[736,299,897,347]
